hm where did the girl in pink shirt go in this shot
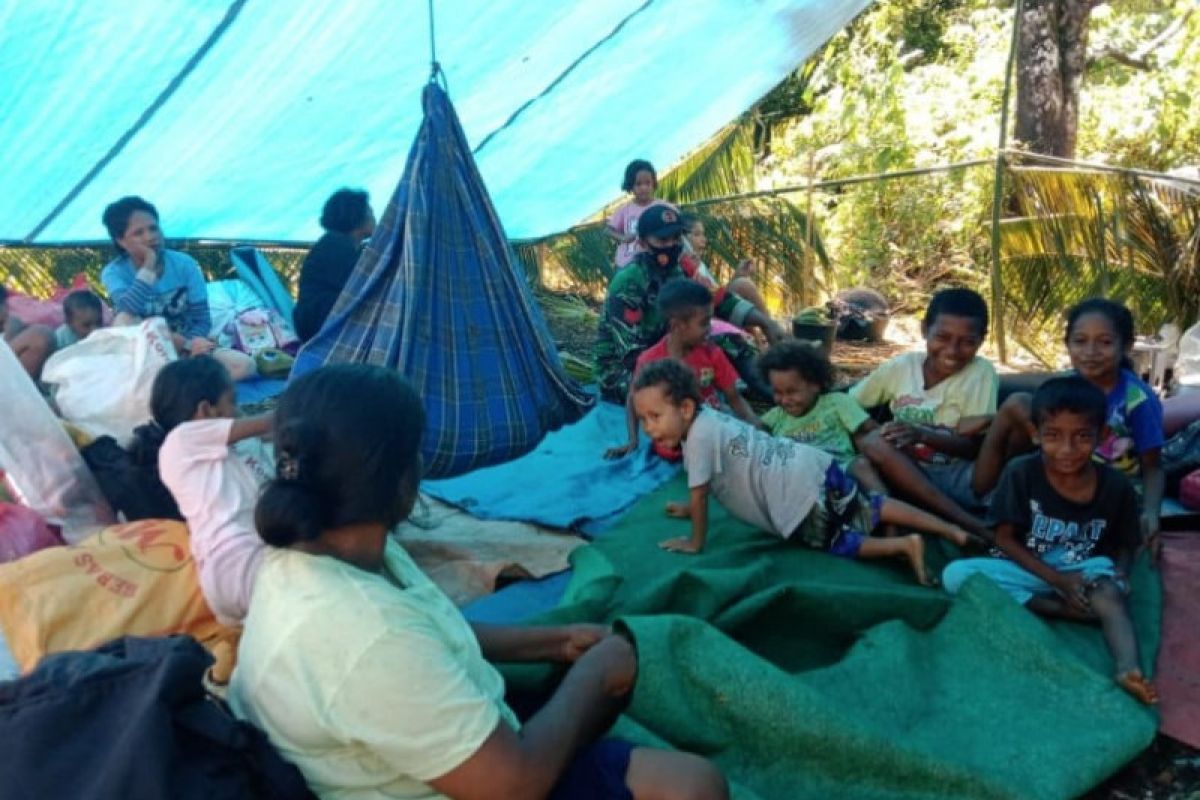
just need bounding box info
[607,159,674,268]
[132,356,273,626]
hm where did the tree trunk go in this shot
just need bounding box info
[1015,0,1093,158]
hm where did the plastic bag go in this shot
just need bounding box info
[3,275,113,328]
[0,503,62,564]
[41,318,178,446]
[0,340,114,542]
[206,279,266,341]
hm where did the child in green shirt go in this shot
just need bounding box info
[759,341,890,501]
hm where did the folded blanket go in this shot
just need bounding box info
[394,496,583,606]
[423,403,678,530]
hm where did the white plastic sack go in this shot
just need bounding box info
[1177,320,1200,387]
[41,318,178,446]
[206,279,266,340]
[0,341,114,542]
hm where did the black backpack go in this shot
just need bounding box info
[0,635,314,800]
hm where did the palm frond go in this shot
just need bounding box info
[999,166,1200,353]
[657,117,756,205]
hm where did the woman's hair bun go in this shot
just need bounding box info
[255,480,323,547]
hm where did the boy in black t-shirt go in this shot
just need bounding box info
[942,376,1157,705]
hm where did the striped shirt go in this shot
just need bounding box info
[101,249,211,340]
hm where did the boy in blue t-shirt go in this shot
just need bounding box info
[942,376,1156,705]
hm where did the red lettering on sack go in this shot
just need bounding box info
[112,522,186,563]
[74,552,103,576]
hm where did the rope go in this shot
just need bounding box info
[427,0,445,86]
[472,0,656,155]
[23,0,249,244]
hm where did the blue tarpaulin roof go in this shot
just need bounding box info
[0,0,872,244]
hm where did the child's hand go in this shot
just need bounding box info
[735,258,755,278]
[880,422,921,449]
[1053,572,1091,614]
[659,536,701,554]
[603,442,637,460]
[665,501,691,519]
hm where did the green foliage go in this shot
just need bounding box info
[656,118,756,205]
[1079,2,1200,170]
[999,166,1200,361]
[0,244,307,299]
[769,0,1011,306]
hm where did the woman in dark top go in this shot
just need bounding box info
[293,189,376,342]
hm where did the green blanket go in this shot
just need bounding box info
[512,476,1160,800]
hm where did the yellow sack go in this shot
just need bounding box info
[0,520,237,674]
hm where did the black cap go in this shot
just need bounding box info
[636,204,683,240]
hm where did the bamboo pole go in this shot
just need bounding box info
[1006,149,1200,186]
[989,0,1024,364]
[804,150,817,306]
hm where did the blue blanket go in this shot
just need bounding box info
[423,402,678,531]
[235,377,288,406]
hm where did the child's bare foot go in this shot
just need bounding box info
[899,534,934,587]
[1116,670,1159,705]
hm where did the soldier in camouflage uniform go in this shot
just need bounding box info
[595,205,781,402]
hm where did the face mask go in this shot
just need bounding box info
[649,243,682,269]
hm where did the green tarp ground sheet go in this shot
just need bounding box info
[503,475,1161,800]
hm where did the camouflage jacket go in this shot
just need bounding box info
[594,254,742,402]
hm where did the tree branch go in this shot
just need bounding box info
[1089,8,1193,71]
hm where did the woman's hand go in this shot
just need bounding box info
[581,634,638,698]
[128,241,159,276]
[558,624,610,663]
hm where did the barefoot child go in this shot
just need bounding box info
[605,279,762,460]
[942,376,1157,705]
[634,359,973,584]
[852,287,998,538]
